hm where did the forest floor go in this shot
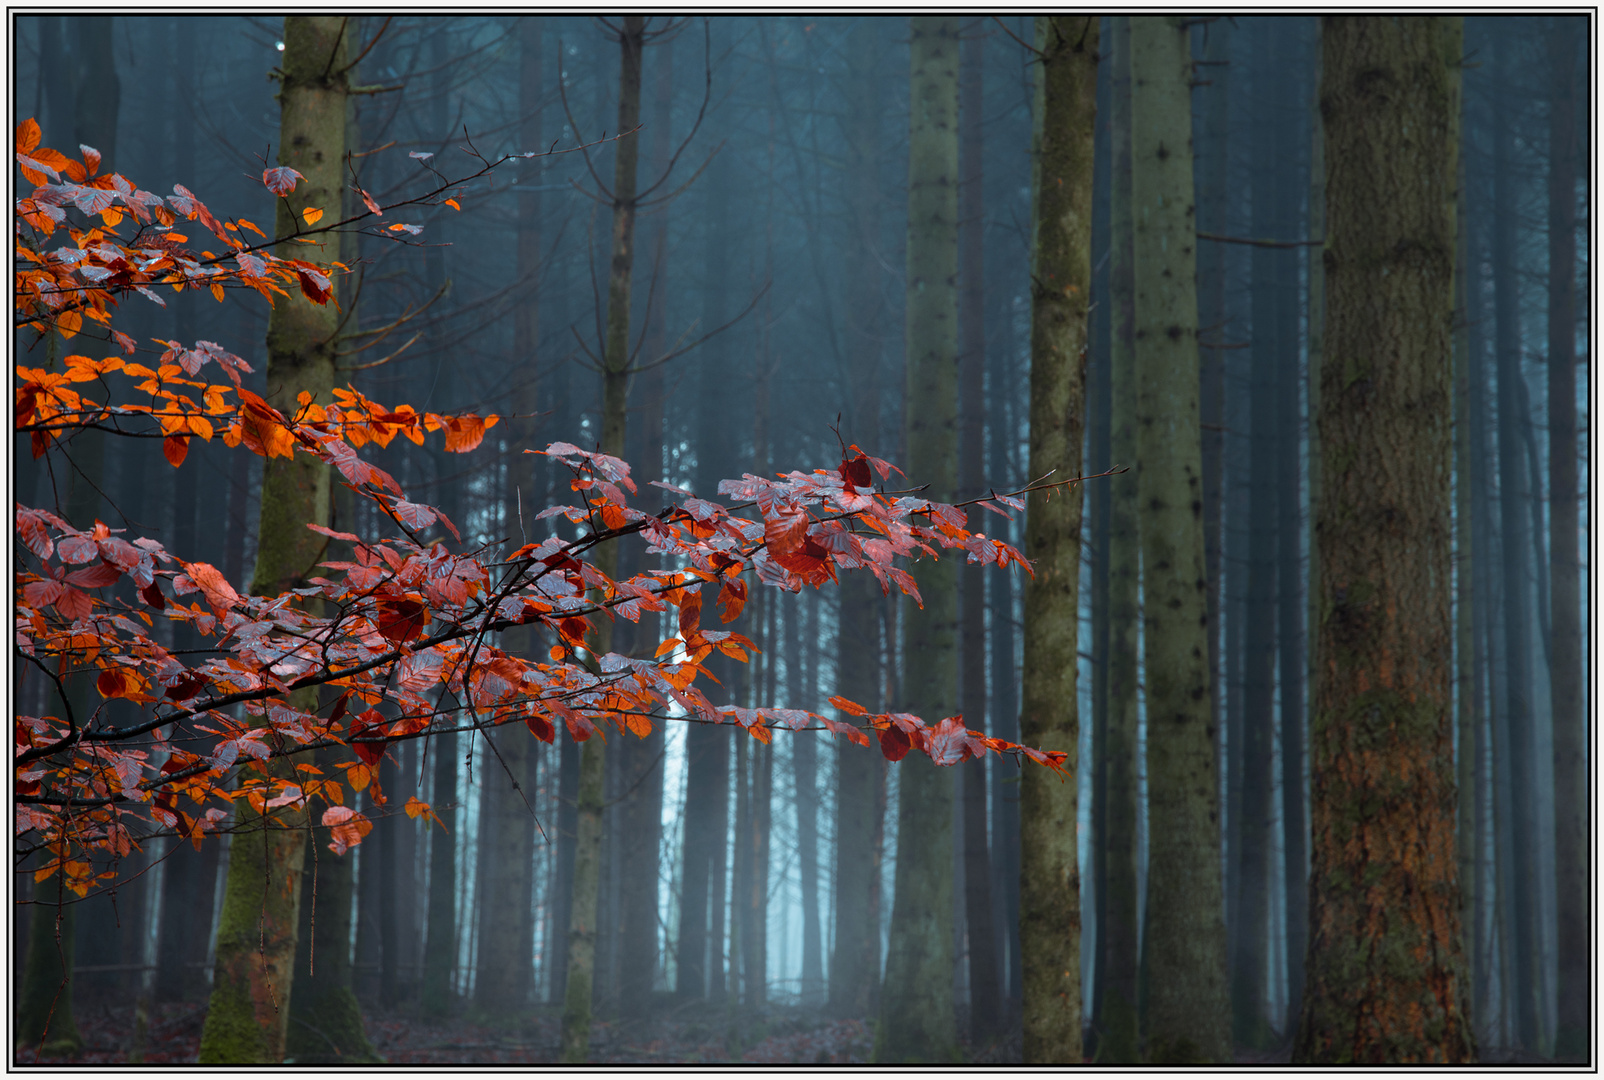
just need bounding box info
[20,990,1022,1065]
[28,991,1562,1066]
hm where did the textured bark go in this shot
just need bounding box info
[560,18,643,1059]
[1294,16,1473,1064]
[197,782,309,1064]
[829,15,885,1021]
[1017,14,1096,1066]
[874,15,961,1065]
[286,739,380,1063]
[1094,15,1140,1065]
[957,15,1000,1047]
[1129,15,1231,1065]
[1545,18,1586,1062]
[199,16,346,1061]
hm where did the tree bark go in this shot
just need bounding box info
[1129,15,1231,1064]
[1545,17,1586,1062]
[1094,15,1140,1065]
[560,16,643,1061]
[1294,16,1473,1064]
[1017,14,1096,1066]
[199,15,347,1062]
[957,14,1001,1049]
[874,15,961,1064]
[828,14,886,1022]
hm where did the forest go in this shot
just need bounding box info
[10,14,1591,1066]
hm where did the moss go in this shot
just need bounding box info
[198,971,272,1064]
[284,983,383,1064]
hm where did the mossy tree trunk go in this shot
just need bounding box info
[873,15,960,1065]
[1094,14,1141,1065]
[1128,15,1231,1065]
[560,14,643,1062]
[1018,13,1097,1066]
[1293,16,1473,1064]
[198,15,347,1064]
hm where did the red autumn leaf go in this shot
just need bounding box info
[764,507,810,562]
[184,561,240,613]
[163,434,189,467]
[295,267,332,305]
[348,709,388,767]
[322,805,373,855]
[357,186,382,216]
[839,452,872,490]
[164,671,206,701]
[828,695,868,716]
[64,561,120,589]
[525,711,555,744]
[373,597,428,643]
[716,577,747,623]
[678,588,703,643]
[96,668,135,699]
[558,615,590,649]
[139,581,166,610]
[879,725,912,762]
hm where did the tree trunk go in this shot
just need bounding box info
[1489,31,1540,1056]
[1129,15,1231,1064]
[1094,15,1140,1065]
[286,743,380,1063]
[874,15,961,1065]
[788,595,825,1006]
[199,15,347,1062]
[419,723,458,1015]
[828,14,886,1022]
[1017,14,1096,1066]
[1545,18,1586,1062]
[1294,16,1473,1064]
[1233,15,1282,1047]
[560,16,643,1061]
[957,14,1001,1049]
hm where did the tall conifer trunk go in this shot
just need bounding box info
[561,15,644,1062]
[1295,16,1472,1063]
[1018,14,1097,1066]
[1094,15,1141,1065]
[198,15,347,1063]
[874,15,961,1064]
[1129,15,1230,1064]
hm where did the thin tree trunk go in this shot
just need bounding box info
[1094,15,1140,1065]
[789,595,825,1006]
[560,15,644,1062]
[875,15,962,1065]
[1545,18,1586,1061]
[199,15,347,1062]
[1489,32,1540,1055]
[1294,16,1472,1064]
[1130,15,1231,1064]
[1018,14,1097,1066]
[957,13,1001,1048]
[1233,17,1281,1045]
[828,15,885,1022]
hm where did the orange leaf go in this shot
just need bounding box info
[163,434,189,467]
[716,578,747,623]
[828,695,869,716]
[373,597,428,643]
[444,198,460,210]
[56,309,82,339]
[302,206,324,226]
[16,117,41,155]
